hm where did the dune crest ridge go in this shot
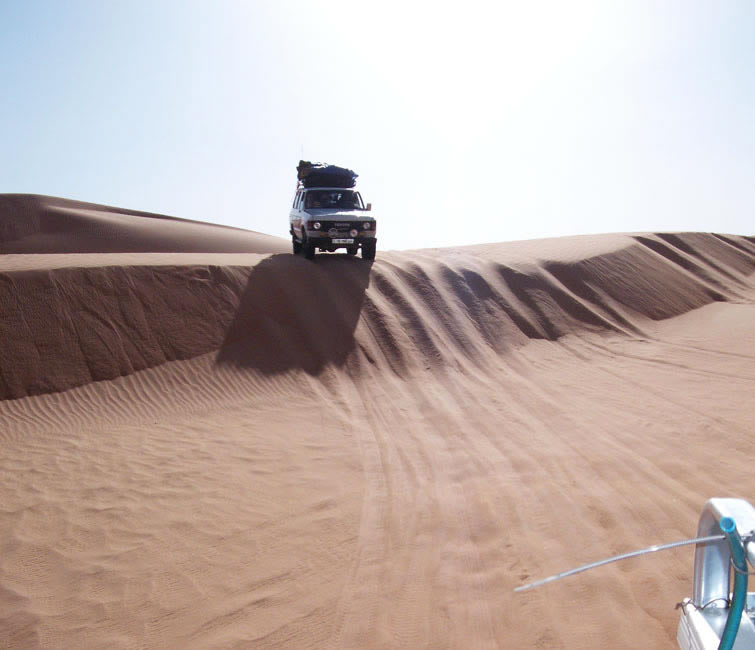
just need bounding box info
[1,231,752,401]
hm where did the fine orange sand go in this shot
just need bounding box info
[1,195,753,648]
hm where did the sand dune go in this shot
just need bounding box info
[0,199,753,648]
[0,195,289,254]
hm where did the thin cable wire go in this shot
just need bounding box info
[676,597,732,610]
[515,534,726,593]
[729,556,755,576]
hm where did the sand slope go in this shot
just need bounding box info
[0,194,289,254]
[0,200,753,649]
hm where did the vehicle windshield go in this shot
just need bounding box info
[305,190,363,210]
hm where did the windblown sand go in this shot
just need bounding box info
[1,195,753,648]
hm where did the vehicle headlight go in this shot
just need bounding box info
[363,222,371,230]
[350,229,358,237]
[313,222,321,230]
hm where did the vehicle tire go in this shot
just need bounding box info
[346,246,358,256]
[292,237,302,255]
[304,239,316,260]
[362,240,376,261]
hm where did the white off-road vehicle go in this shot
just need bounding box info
[289,187,377,260]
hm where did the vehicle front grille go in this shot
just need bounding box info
[322,221,361,230]
[316,222,360,236]
[307,221,372,235]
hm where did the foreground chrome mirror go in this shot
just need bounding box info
[366,203,372,211]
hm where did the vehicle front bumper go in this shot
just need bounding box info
[306,230,376,244]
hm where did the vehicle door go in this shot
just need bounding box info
[291,191,304,238]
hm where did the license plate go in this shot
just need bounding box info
[332,238,354,244]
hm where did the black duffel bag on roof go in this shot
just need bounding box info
[297,160,358,188]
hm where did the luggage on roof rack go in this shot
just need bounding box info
[297,160,358,188]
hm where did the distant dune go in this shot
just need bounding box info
[0,194,289,254]
[0,197,753,648]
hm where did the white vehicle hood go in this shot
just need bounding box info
[304,209,374,220]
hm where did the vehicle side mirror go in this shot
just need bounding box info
[366,203,372,211]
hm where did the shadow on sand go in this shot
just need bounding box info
[216,253,373,375]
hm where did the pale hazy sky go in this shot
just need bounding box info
[1,1,753,250]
